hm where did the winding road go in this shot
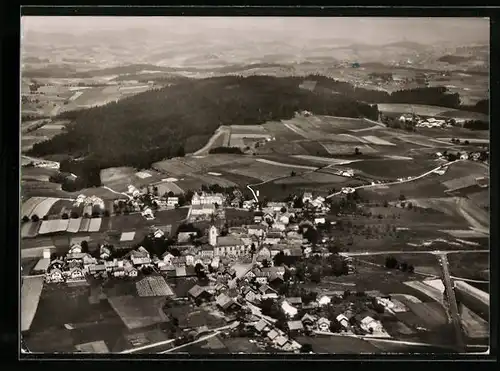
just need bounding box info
[326,160,461,199]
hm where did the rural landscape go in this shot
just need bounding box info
[20,16,490,356]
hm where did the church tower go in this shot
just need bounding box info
[209,225,218,247]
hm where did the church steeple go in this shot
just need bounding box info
[209,225,218,247]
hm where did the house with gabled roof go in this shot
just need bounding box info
[216,293,241,312]
[188,284,212,304]
[287,320,304,334]
[253,319,270,333]
[317,317,331,332]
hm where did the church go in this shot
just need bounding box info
[209,225,250,257]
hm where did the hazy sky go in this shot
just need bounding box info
[22,17,490,45]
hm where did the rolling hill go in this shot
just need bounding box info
[28,75,379,173]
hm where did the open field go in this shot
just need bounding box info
[274,171,351,185]
[360,176,449,201]
[107,295,168,330]
[315,116,378,131]
[459,304,489,339]
[21,276,45,332]
[321,142,379,155]
[407,197,489,232]
[447,252,489,281]
[377,103,487,121]
[295,335,382,354]
[153,180,185,195]
[261,121,304,141]
[254,140,310,156]
[396,301,448,330]
[25,283,127,352]
[226,160,308,182]
[346,158,439,179]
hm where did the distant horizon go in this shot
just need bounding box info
[21,17,489,46]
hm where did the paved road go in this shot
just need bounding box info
[158,322,239,354]
[340,249,488,257]
[436,253,466,353]
[192,127,229,156]
[326,160,461,199]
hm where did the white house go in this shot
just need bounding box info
[336,314,350,329]
[314,217,326,225]
[167,197,179,207]
[190,204,215,216]
[302,192,313,203]
[317,296,331,306]
[360,316,387,336]
[281,301,298,318]
[191,192,224,206]
[317,317,331,332]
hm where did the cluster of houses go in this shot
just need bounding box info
[398,114,457,128]
[73,194,105,210]
[44,244,156,283]
[181,271,392,352]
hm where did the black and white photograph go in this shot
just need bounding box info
[19,15,490,355]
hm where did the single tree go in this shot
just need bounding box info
[300,344,313,353]
[354,147,361,155]
[81,240,89,253]
[61,213,69,220]
[385,256,399,269]
[22,215,30,223]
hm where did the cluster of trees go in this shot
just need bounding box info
[463,120,489,131]
[311,75,462,109]
[28,75,380,174]
[208,147,244,154]
[384,256,415,273]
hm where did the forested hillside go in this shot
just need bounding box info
[28,75,379,171]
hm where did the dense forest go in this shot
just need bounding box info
[310,75,462,109]
[28,74,478,188]
[28,75,379,171]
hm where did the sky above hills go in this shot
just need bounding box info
[22,17,489,46]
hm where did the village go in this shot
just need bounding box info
[24,185,414,353]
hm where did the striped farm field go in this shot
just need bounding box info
[254,140,310,156]
[22,221,42,238]
[152,158,200,175]
[30,197,61,218]
[442,175,481,191]
[361,135,396,146]
[292,155,363,166]
[226,160,307,182]
[321,142,379,155]
[274,171,349,185]
[188,173,238,188]
[101,167,136,184]
[79,218,91,233]
[21,197,47,218]
[46,199,75,217]
[38,219,70,235]
[315,116,376,131]
[377,103,456,117]
[229,125,268,134]
[347,159,437,179]
[67,218,83,233]
[88,218,102,232]
[392,135,441,148]
[153,180,184,196]
[299,141,332,157]
[261,121,304,140]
